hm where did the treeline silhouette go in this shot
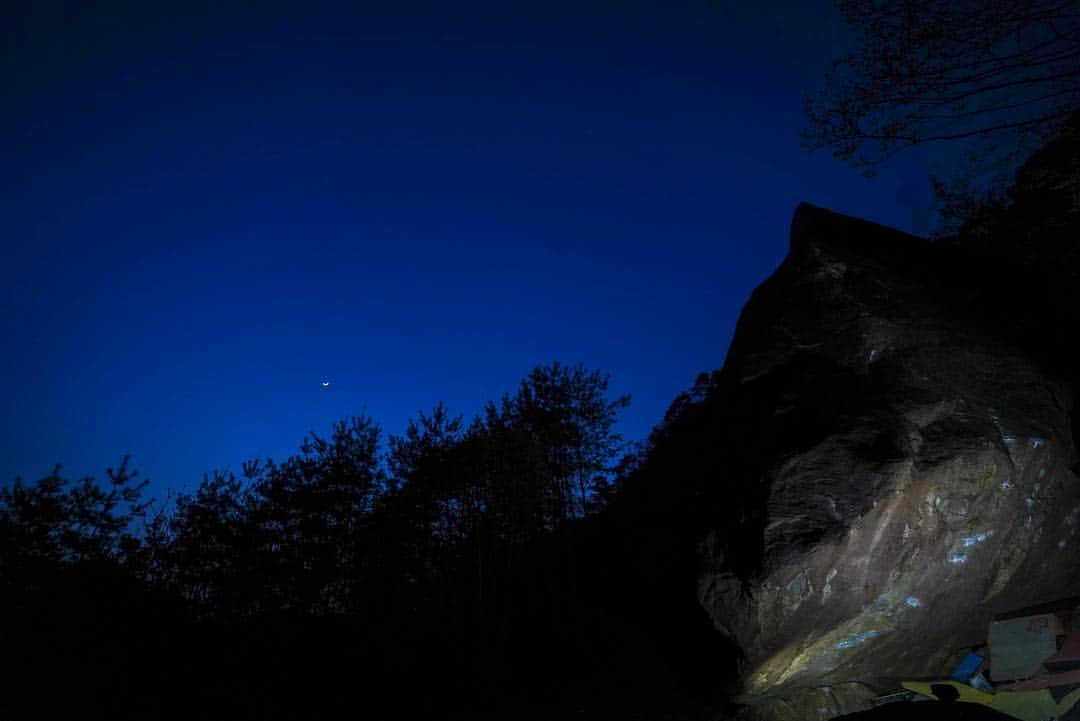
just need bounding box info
[1,362,737,721]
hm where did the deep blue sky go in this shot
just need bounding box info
[3,1,939,496]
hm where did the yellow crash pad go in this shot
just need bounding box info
[902,680,1080,721]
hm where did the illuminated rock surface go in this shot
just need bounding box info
[697,196,1080,720]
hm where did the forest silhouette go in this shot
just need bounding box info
[2,362,740,720]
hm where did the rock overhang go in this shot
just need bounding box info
[699,201,1080,720]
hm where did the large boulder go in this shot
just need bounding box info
[697,202,1080,720]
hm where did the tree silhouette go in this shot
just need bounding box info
[484,362,630,530]
[0,458,148,575]
[249,415,383,614]
[154,469,253,612]
[804,0,1080,192]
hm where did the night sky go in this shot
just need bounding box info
[3,1,940,497]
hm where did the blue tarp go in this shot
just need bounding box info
[952,652,984,682]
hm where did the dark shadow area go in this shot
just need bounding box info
[1,363,737,721]
[835,701,1015,721]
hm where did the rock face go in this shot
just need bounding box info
[697,202,1080,720]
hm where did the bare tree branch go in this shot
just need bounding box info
[805,0,1080,173]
